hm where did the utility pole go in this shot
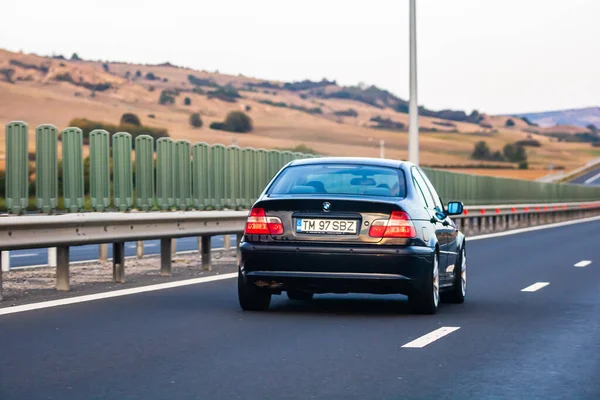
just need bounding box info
[408,0,419,165]
[379,140,385,159]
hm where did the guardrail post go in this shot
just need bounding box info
[113,243,125,283]
[1,251,9,272]
[223,235,231,250]
[56,246,70,291]
[171,238,177,256]
[160,239,172,276]
[48,247,57,267]
[136,241,144,259]
[201,236,211,271]
[197,237,202,254]
[99,244,108,262]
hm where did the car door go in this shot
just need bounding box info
[411,167,448,271]
[416,168,457,283]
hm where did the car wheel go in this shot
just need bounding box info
[238,270,271,311]
[287,291,314,301]
[409,253,439,315]
[444,246,466,304]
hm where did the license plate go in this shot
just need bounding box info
[295,218,358,235]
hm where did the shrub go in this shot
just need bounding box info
[187,74,219,87]
[245,105,252,112]
[148,86,155,92]
[0,68,15,83]
[224,111,252,132]
[479,122,493,129]
[189,113,203,128]
[124,71,131,79]
[503,143,527,162]
[145,72,157,80]
[587,124,598,134]
[370,116,405,131]
[290,105,322,114]
[120,113,141,126]
[163,78,168,82]
[102,63,109,72]
[432,120,456,128]
[333,108,358,117]
[184,97,191,106]
[192,87,205,94]
[518,161,529,169]
[210,112,253,133]
[67,117,169,144]
[521,116,538,127]
[207,86,241,102]
[209,122,226,130]
[71,53,82,61]
[515,139,541,147]
[159,90,175,105]
[148,114,156,119]
[505,118,516,127]
[135,70,142,78]
[258,99,288,108]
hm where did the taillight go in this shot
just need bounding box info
[369,211,416,238]
[245,208,284,235]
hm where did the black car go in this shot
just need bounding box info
[238,157,466,314]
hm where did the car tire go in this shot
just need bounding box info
[409,253,439,315]
[238,270,271,311]
[444,246,466,304]
[287,291,314,301]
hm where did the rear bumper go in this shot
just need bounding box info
[240,242,434,295]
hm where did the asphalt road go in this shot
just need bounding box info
[569,166,600,185]
[1,220,599,399]
[7,236,235,268]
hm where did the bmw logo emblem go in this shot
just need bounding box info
[323,202,331,212]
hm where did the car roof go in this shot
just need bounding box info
[288,157,410,169]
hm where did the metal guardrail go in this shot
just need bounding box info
[1,201,600,301]
[536,157,600,183]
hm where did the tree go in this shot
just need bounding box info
[505,118,516,127]
[120,113,141,126]
[124,71,131,80]
[102,63,109,72]
[135,70,142,78]
[503,143,527,162]
[145,72,157,80]
[184,97,191,106]
[189,113,203,128]
[472,141,491,160]
[71,53,82,61]
[587,124,598,135]
[518,161,529,170]
[224,111,253,133]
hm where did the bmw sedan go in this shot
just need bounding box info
[238,157,466,314]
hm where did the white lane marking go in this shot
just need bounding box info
[10,253,39,258]
[521,282,550,292]
[574,260,592,268]
[584,172,600,185]
[401,327,461,348]
[468,215,600,241]
[0,272,237,316]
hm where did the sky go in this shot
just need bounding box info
[1,0,598,115]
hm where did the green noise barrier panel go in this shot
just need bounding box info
[156,138,174,210]
[174,140,192,210]
[5,121,29,214]
[192,143,210,210]
[61,127,85,212]
[210,144,226,210]
[35,124,58,214]
[112,133,133,211]
[254,149,269,198]
[241,147,257,208]
[226,146,242,208]
[135,135,155,211]
[89,129,110,212]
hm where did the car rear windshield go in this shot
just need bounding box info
[267,164,406,198]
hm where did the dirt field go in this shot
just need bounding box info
[0,49,596,179]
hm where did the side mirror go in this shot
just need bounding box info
[446,201,464,216]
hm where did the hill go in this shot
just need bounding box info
[514,107,600,128]
[1,48,599,179]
